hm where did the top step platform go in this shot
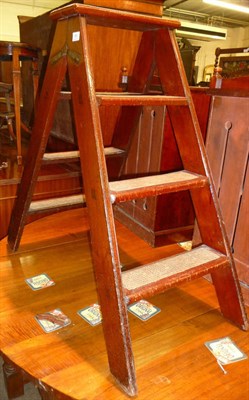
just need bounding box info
[50,3,181,31]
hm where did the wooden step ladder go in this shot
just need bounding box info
[7,4,248,396]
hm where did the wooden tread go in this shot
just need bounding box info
[122,245,229,303]
[28,171,207,214]
[109,170,208,203]
[42,147,125,163]
[60,91,71,100]
[59,92,187,107]
[96,94,188,107]
[29,194,86,214]
[50,4,181,32]
[0,111,15,118]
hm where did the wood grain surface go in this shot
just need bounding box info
[0,209,248,399]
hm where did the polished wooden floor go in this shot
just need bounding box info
[0,207,248,399]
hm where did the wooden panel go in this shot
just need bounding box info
[233,159,249,286]
[205,95,249,299]
[191,88,211,142]
[116,105,165,237]
[206,96,249,242]
[0,61,12,83]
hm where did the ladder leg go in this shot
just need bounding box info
[67,16,137,395]
[8,20,69,251]
[192,188,248,329]
[155,28,247,330]
[211,265,248,329]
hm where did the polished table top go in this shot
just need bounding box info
[0,209,248,399]
[0,40,39,61]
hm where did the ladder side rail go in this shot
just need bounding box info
[66,15,137,396]
[154,28,227,250]
[155,29,206,173]
[155,28,243,256]
[7,20,69,251]
[155,28,247,329]
[211,256,248,329]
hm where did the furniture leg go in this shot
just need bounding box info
[5,90,15,140]
[3,359,24,399]
[12,48,22,165]
[37,381,56,400]
[32,58,39,117]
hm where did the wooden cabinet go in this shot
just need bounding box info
[115,88,211,246]
[205,94,249,303]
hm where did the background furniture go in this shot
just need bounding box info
[0,82,15,141]
[178,38,200,85]
[206,48,249,304]
[210,46,249,92]
[0,41,39,164]
[214,46,249,76]
[205,91,249,305]
[115,87,211,246]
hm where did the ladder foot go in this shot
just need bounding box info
[112,376,137,397]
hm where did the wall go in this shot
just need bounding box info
[0,0,63,41]
[193,25,249,83]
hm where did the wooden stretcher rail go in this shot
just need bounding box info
[97,94,188,106]
[29,194,86,214]
[42,147,125,163]
[123,245,229,303]
[110,171,208,203]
